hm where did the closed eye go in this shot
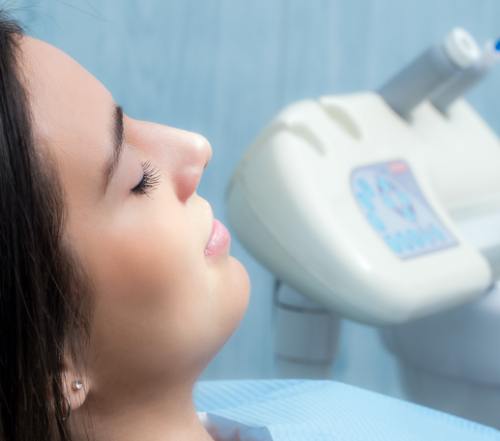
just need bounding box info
[131,160,161,196]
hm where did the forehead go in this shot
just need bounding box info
[17,36,114,204]
[19,36,112,144]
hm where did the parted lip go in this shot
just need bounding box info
[204,201,215,250]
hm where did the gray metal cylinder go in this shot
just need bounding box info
[378,28,481,119]
[430,40,500,113]
[430,64,487,113]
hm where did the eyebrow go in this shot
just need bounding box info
[102,104,124,193]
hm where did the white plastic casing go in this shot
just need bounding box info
[443,27,481,68]
[226,92,496,325]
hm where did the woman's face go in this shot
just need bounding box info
[19,36,250,403]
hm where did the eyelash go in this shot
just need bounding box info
[131,160,161,196]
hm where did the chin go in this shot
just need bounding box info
[193,256,250,376]
[228,255,251,320]
[213,256,250,349]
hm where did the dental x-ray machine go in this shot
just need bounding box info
[225,28,500,426]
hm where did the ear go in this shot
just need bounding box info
[60,353,90,412]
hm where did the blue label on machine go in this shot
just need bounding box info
[350,160,458,259]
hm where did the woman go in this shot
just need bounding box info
[0,10,250,441]
[3,8,500,441]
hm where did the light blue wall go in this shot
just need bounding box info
[13,0,500,398]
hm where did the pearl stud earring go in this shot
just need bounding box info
[71,380,83,391]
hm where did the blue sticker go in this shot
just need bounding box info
[351,160,458,259]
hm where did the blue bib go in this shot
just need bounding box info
[194,380,500,441]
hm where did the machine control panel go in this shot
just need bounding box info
[351,160,458,259]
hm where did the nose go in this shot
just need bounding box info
[129,119,212,203]
[170,130,212,203]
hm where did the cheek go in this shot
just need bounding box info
[68,189,250,382]
[77,216,205,379]
[90,203,207,312]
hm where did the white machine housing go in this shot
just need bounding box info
[226,92,498,325]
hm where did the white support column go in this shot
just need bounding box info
[273,280,341,379]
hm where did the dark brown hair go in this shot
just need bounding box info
[0,10,91,441]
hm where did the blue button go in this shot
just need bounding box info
[415,229,427,248]
[409,229,424,249]
[396,190,411,206]
[355,178,374,198]
[401,204,417,223]
[395,232,406,251]
[382,193,396,210]
[367,212,385,232]
[355,192,375,211]
[384,235,403,254]
[377,175,393,193]
[404,230,415,251]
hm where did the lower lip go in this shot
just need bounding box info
[204,219,231,257]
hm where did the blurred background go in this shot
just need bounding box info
[10,0,500,411]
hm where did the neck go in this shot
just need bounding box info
[70,379,215,441]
